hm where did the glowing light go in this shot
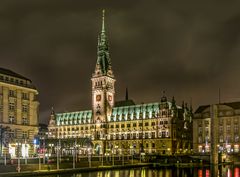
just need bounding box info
[198,169,202,177]
[234,167,239,177]
[21,144,29,158]
[206,169,210,177]
[227,168,232,177]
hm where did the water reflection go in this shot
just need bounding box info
[42,166,240,177]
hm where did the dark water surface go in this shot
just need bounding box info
[37,166,240,177]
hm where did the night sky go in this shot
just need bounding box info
[1,0,240,124]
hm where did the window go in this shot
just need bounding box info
[227,125,231,133]
[9,102,15,110]
[22,93,28,100]
[152,143,155,148]
[234,125,238,133]
[151,122,155,126]
[198,136,202,143]
[22,131,28,139]
[133,123,136,127]
[198,127,202,135]
[162,131,166,138]
[145,122,149,126]
[121,124,125,128]
[219,119,223,125]
[235,135,239,143]
[205,127,209,136]
[127,124,130,128]
[111,125,114,128]
[22,117,28,125]
[204,120,209,126]
[22,104,28,113]
[219,126,223,133]
[9,130,15,138]
[139,123,142,126]
[152,132,156,138]
[9,90,15,97]
[9,116,15,124]
[116,124,119,128]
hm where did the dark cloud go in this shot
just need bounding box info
[1,0,240,123]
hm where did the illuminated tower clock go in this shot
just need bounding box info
[91,10,115,127]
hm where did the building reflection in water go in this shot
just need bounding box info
[129,169,134,177]
[70,166,240,177]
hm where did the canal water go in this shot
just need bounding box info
[37,166,240,177]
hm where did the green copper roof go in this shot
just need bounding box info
[54,101,181,126]
[56,110,92,126]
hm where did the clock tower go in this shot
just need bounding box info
[91,10,115,140]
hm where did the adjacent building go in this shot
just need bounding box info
[0,68,39,157]
[48,10,192,156]
[193,102,240,154]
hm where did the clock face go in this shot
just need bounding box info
[108,95,112,101]
[96,95,101,101]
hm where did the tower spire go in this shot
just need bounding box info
[102,9,105,33]
[93,9,113,77]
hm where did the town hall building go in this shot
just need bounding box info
[47,10,193,156]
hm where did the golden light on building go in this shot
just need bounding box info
[0,68,39,157]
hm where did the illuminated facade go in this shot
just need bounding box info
[0,68,39,157]
[193,102,240,154]
[48,11,192,155]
